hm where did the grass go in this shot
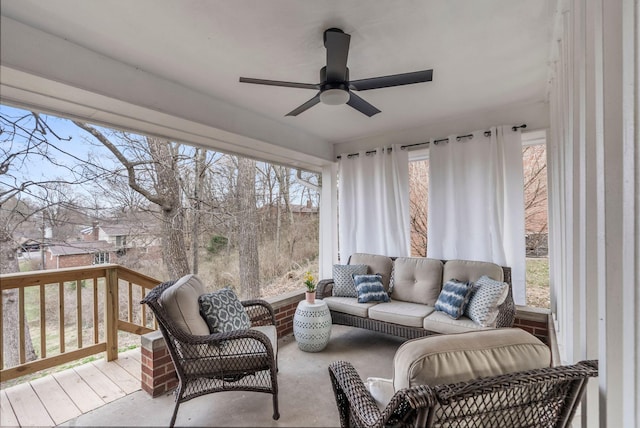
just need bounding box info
[526,257,550,308]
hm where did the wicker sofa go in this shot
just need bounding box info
[316,253,515,339]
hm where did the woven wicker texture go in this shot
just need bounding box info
[329,359,598,428]
[141,281,279,427]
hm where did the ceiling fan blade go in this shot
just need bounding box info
[346,92,381,117]
[285,93,321,116]
[349,69,433,91]
[324,29,350,82]
[239,77,319,90]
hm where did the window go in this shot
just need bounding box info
[115,235,127,248]
[407,132,549,308]
[94,252,110,264]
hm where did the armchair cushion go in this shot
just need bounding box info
[158,274,210,335]
[199,288,252,333]
[392,328,551,391]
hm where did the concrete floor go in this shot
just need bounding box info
[60,326,405,427]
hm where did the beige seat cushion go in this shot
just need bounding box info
[159,274,210,335]
[423,311,489,334]
[442,259,504,285]
[368,301,435,327]
[324,296,378,317]
[349,253,394,292]
[392,328,551,391]
[391,257,443,305]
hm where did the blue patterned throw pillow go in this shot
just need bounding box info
[333,264,368,297]
[465,275,509,327]
[198,288,252,333]
[354,274,390,303]
[434,279,473,319]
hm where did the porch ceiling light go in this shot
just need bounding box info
[320,88,350,105]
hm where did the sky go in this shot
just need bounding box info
[1,104,113,180]
[0,104,123,208]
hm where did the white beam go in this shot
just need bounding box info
[0,16,333,168]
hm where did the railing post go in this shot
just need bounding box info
[105,267,119,361]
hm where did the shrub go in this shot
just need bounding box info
[206,235,229,255]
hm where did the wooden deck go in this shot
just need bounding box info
[0,349,141,427]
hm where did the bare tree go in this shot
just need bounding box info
[0,110,78,367]
[72,122,190,278]
[523,145,548,232]
[236,157,259,298]
[523,145,548,255]
[409,160,429,256]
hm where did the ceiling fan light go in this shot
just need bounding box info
[320,89,350,105]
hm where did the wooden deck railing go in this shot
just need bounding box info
[0,264,161,382]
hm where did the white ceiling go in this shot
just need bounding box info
[0,0,554,162]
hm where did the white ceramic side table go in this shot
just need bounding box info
[293,300,332,352]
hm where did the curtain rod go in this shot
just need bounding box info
[336,124,527,159]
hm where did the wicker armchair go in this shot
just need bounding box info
[329,359,597,427]
[141,280,279,427]
[328,329,598,428]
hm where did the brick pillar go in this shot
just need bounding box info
[274,302,298,337]
[140,330,178,397]
[513,306,551,345]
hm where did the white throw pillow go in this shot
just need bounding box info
[465,275,509,327]
[366,377,394,411]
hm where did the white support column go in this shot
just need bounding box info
[582,0,603,425]
[318,163,338,279]
[618,0,639,423]
[599,0,638,426]
[549,0,638,425]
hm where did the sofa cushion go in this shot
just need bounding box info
[324,296,379,317]
[423,311,489,334]
[159,274,210,335]
[368,301,435,327]
[391,257,443,305]
[333,264,368,297]
[198,288,252,333]
[349,253,394,292]
[392,328,551,391]
[442,259,504,285]
[434,280,473,319]
[465,275,509,327]
[354,274,390,303]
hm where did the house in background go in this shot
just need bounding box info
[81,219,160,254]
[44,240,115,270]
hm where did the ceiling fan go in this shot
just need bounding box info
[239,28,433,117]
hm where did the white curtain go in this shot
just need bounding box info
[427,126,526,304]
[338,144,410,260]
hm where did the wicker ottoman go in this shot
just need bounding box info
[293,300,332,352]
